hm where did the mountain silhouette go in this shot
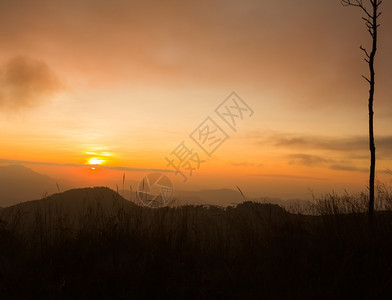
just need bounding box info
[0,186,135,232]
[0,164,73,207]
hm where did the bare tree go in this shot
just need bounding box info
[341,0,382,224]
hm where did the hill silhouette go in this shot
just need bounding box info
[0,165,72,207]
[0,186,136,232]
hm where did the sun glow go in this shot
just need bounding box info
[84,150,113,170]
[84,150,112,167]
[86,157,105,170]
[87,158,104,165]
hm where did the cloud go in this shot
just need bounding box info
[258,132,392,160]
[286,153,368,173]
[250,173,329,181]
[1,0,391,103]
[287,154,332,167]
[329,164,368,173]
[100,165,173,173]
[271,134,367,151]
[0,56,63,111]
[286,153,372,173]
[0,158,173,173]
[231,161,263,167]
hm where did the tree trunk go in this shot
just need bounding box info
[341,0,381,226]
[368,1,378,226]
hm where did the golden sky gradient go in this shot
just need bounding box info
[1,0,392,199]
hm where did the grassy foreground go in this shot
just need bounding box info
[1,188,392,299]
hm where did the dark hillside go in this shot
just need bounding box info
[1,191,392,298]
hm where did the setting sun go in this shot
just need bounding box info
[86,157,105,166]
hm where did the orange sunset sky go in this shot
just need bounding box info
[1,0,392,199]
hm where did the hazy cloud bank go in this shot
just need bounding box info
[287,153,368,173]
[0,158,173,173]
[0,56,62,111]
[257,132,392,160]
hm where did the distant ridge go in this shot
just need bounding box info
[0,165,312,212]
[174,188,244,206]
[0,164,70,207]
[173,188,312,211]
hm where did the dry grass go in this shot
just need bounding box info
[1,186,392,298]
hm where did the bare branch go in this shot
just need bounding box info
[362,17,372,30]
[360,45,370,58]
[372,0,382,6]
[359,6,372,19]
[362,75,371,83]
[341,0,361,6]
[371,0,383,6]
[342,0,373,19]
